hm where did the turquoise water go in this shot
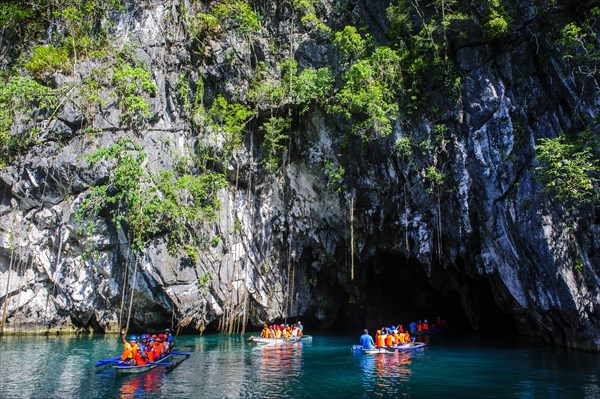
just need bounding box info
[1,331,599,398]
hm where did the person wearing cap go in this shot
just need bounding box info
[296,321,303,337]
[360,329,375,349]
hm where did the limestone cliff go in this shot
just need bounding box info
[0,0,598,350]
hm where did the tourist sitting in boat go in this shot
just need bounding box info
[260,324,270,338]
[121,334,139,365]
[393,329,404,345]
[422,320,429,331]
[360,329,375,349]
[385,330,397,347]
[296,321,303,337]
[375,330,385,348]
[409,321,417,332]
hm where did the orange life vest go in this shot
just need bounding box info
[385,334,395,346]
[375,334,385,348]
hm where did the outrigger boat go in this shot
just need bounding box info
[95,351,191,373]
[351,342,426,354]
[248,335,313,344]
[113,354,174,374]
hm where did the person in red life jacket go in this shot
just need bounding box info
[375,330,386,348]
[417,321,423,332]
[422,320,429,331]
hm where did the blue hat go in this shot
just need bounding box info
[129,335,136,340]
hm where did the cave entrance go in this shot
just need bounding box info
[351,252,515,335]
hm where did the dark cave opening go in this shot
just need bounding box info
[335,252,517,336]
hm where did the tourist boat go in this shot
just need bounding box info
[248,335,313,344]
[351,342,426,354]
[113,354,174,374]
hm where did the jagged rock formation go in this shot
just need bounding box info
[0,0,598,350]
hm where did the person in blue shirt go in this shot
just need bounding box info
[409,321,417,332]
[360,329,375,349]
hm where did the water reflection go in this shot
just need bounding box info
[117,369,166,399]
[359,351,414,397]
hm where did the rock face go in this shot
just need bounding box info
[0,1,598,350]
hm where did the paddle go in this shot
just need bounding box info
[95,356,122,367]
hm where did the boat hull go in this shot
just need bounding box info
[113,354,173,374]
[249,335,313,344]
[351,342,426,354]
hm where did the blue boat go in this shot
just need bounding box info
[113,354,174,374]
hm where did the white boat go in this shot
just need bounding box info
[351,342,426,354]
[248,335,313,344]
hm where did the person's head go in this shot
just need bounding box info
[363,329,368,334]
[297,321,301,325]
[376,330,381,334]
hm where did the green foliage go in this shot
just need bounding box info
[213,0,261,35]
[292,0,330,34]
[249,59,332,114]
[323,159,346,193]
[112,63,158,125]
[385,0,465,116]
[197,272,212,292]
[331,45,401,138]
[185,244,200,263]
[24,45,71,78]
[0,74,57,167]
[177,71,205,127]
[556,15,599,81]
[189,12,221,38]
[535,133,599,208]
[395,137,413,158]
[207,95,253,158]
[260,116,291,172]
[484,0,512,39]
[78,138,228,252]
[294,67,334,114]
[425,165,446,186]
[333,26,367,64]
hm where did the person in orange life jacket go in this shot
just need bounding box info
[393,329,403,345]
[133,337,148,366]
[417,321,423,331]
[145,338,157,363]
[121,335,139,365]
[422,320,429,331]
[296,321,303,337]
[384,330,396,347]
[261,324,269,338]
[375,330,386,348]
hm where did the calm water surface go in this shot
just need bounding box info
[1,331,599,398]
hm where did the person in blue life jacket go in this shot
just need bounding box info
[409,321,417,331]
[360,329,375,349]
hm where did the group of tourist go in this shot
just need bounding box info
[409,317,447,333]
[120,328,174,366]
[360,317,447,349]
[260,321,304,339]
[360,326,412,349]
